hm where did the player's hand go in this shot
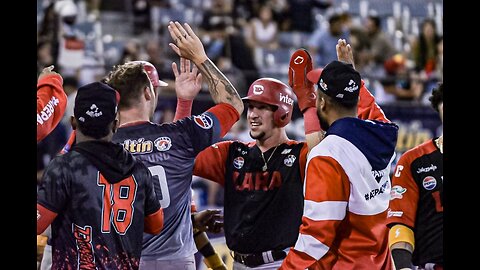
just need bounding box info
[193,209,223,233]
[288,49,316,112]
[168,21,208,65]
[172,57,203,100]
[38,65,60,81]
[336,39,355,69]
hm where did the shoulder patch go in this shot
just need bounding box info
[194,114,214,129]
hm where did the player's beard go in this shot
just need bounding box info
[249,131,265,140]
[317,107,330,131]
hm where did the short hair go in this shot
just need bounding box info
[103,62,151,110]
[77,121,112,139]
[429,82,443,112]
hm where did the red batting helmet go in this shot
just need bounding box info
[242,78,294,127]
[131,61,168,87]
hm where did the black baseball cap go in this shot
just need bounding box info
[307,60,361,105]
[74,82,120,129]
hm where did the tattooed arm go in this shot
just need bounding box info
[167,21,244,115]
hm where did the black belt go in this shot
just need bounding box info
[233,250,287,267]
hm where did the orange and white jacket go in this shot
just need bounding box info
[280,116,398,270]
[37,73,67,142]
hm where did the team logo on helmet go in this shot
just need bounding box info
[422,176,437,190]
[194,114,214,129]
[390,185,407,200]
[154,137,172,151]
[284,154,296,167]
[253,85,264,95]
[233,157,244,169]
[293,56,304,65]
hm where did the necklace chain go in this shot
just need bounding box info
[260,145,279,171]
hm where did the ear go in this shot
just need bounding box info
[70,116,77,130]
[317,95,326,111]
[112,119,119,134]
[144,86,154,101]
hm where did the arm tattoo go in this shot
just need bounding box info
[199,59,241,104]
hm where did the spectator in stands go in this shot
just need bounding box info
[411,18,442,75]
[245,4,279,50]
[363,14,397,72]
[284,0,331,33]
[307,10,349,67]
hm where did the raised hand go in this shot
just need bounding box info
[167,21,208,65]
[172,57,203,100]
[336,39,355,69]
[38,65,60,81]
[288,49,315,112]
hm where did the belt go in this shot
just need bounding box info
[233,250,287,267]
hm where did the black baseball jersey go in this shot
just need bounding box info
[194,140,308,253]
[37,141,162,270]
[387,138,443,266]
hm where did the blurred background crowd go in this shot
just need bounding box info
[37,0,443,210]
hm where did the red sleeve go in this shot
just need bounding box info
[144,208,164,234]
[173,98,193,121]
[281,156,350,270]
[37,203,58,235]
[357,80,389,122]
[303,107,322,135]
[194,141,231,186]
[60,130,76,154]
[298,143,309,182]
[387,151,419,228]
[37,74,67,142]
[206,103,240,138]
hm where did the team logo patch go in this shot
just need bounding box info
[293,55,304,64]
[194,114,214,129]
[284,155,296,167]
[154,137,172,151]
[253,85,264,95]
[233,157,244,169]
[422,176,437,190]
[344,79,359,92]
[390,185,407,200]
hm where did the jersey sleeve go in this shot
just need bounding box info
[193,141,232,186]
[37,157,71,233]
[281,156,350,270]
[37,74,67,142]
[357,80,390,122]
[387,152,419,228]
[298,143,309,182]
[179,103,239,155]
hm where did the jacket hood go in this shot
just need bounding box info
[327,117,398,171]
[73,141,135,183]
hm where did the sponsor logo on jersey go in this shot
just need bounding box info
[364,180,389,201]
[194,114,214,129]
[387,209,403,218]
[154,137,172,151]
[284,154,296,167]
[422,176,437,190]
[233,157,245,169]
[371,169,386,183]
[37,96,60,125]
[416,164,438,174]
[253,85,264,95]
[232,171,282,191]
[390,185,407,200]
[279,93,294,106]
[281,149,292,154]
[122,138,153,154]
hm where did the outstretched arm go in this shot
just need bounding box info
[167,21,244,115]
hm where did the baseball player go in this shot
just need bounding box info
[280,42,398,270]
[37,65,67,142]
[387,83,443,270]
[104,21,243,270]
[37,82,164,269]
[173,40,388,269]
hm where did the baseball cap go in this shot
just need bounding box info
[306,60,361,105]
[130,61,168,87]
[74,82,120,129]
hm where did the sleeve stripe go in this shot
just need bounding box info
[304,200,348,221]
[294,233,330,260]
